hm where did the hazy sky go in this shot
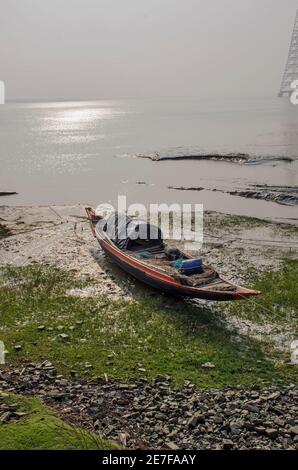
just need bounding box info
[0,0,297,100]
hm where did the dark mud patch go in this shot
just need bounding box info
[0,192,17,197]
[169,185,298,207]
[136,149,296,165]
[138,151,249,163]
[168,186,205,192]
[228,187,298,206]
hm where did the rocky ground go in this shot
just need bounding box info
[1,360,298,450]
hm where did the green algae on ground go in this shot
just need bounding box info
[225,260,298,332]
[0,392,117,450]
[0,264,296,388]
[0,224,11,239]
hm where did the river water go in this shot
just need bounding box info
[0,97,297,223]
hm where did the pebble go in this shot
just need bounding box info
[223,439,234,450]
[165,441,179,450]
[201,363,216,370]
[265,428,278,439]
[188,412,205,427]
[289,426,298,435]
[0,412,12,424]
[58,333,69,341]
[255,426,266,434]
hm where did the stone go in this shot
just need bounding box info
[265,428,278,439]
[14,345,22,351]
[267,392,281,400]
[48,391,67,400]
[58,333,69,341]
[155,375,170,383]
[188,412,205,427]
[201,363,216,370]
[213,416,223,424]
[37,325,45,331]
[229,422,243,435]
[255,426,266,434]
[245,404,259,413]
[223,439,234,450]
[164,441,179,450]
[289,426,298,435]
[118,432,128,446]
[14,412,28,418]
[0,412,12,424]
[274,418,285,427]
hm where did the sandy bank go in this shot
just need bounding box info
[0,205,297,292]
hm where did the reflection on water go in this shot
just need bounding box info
[0,98,297,222]
[43,106,125,129]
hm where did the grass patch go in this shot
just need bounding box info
[0,264,297,388]
[224,260,298,370]
[0,224,11,239]
[228,259,298,327]
[226,260,298,331]
[204,213,272,233]
[0,392,117,450]
[204,212,298,237]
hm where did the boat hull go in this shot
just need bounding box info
[86,207,261,301]
[99,239,256,301]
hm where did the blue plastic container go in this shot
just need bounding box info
[180,258,204,275]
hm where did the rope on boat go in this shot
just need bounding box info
[236,291,284,319]
[49,206,64,220]
[73,220,102,251]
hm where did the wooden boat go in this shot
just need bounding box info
[86,208,261,301]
